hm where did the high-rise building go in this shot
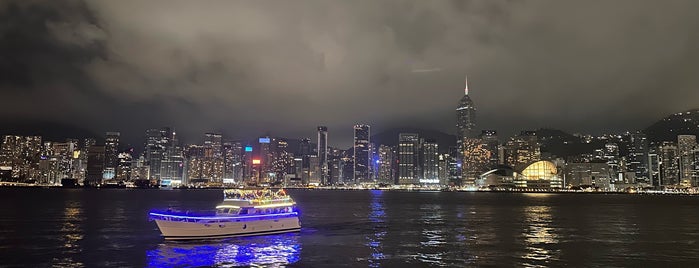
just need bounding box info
[204,133,223,158]
[104,132,120,172]
[658,141,679,186]
[480,130,499,168]
[144,128,182,184]
[317,126,329,185]
[223,141,243,183]
[456,76,476,184]
[627,131,649,184]
[86,145,105,186]
[462,137,491,185]
[456,76,476,140]
[272,138,293,183]
[353,124,370,183]
[421,140,439,184]
[398,133,420,185]
[503,131,541,168]
[677,135,697,186]
[116,151,133,181]
[603,143,622,182]
[145,128,167,182]
[377,145,395,184]
[328,148,342,185]
[199,133,224,183]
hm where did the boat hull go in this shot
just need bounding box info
[153,215,301,240]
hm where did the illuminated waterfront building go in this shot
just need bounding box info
[421,140,439,184]
[398,133,419,185]
[377,145,395,185]
[258,136,272,181]
[272,138,293,183]
[116,151,133,181]
[353,124,370,183]
[104,132,120,173]
[222,141,243,183]
[328,148,343,185]
[86,145,105,186]
[456,76,476,182]
[197,133,224,183]
[503,131,541,168]
[456,76,476,140]
[461,137,491,185]
[514,160,562,188]
[658,141,679,186]
[626,131,649,184]
[0,135,42,181]
[677,135,697,186]
[480,130,499,168]
[317,126,329,185]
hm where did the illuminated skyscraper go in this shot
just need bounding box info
[86,145,105,186]
[116,151,132,181]
[462,137,491,185]
[456,76,476,140]
[200,133,224,183]
[677,135,697,186]
[503,131,541,168]
[627,131,649,184]
[422,140,439,184]
[353,124,370,183]
[480,130,499,168]
[223,141,243,183]
[398,133,419,185]
[317,126,328,185]
[456,76,476,184]
[377,145,395,184]
[145,127,181,184]
[145,128,167,182]
[104,132,120,180]
[658,141,679,186]
[270,138,293,183]
[258,136,272,181]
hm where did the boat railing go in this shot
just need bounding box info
[149,211,298,223]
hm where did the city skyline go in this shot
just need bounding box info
[3,1,699,149]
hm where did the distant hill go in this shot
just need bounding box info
[644,109,699,143]
[536,128,602,158]
[370,128,456,153]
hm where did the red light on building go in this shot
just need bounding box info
[252,159,261,165]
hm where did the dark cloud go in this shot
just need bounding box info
[1,0,699,148]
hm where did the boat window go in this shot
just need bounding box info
[239,208,248,215]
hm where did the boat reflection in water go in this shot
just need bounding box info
[146,233,300,267]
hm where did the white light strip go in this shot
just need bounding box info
[254,202,295,209]
[215,205,240,209]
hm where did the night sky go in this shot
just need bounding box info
[2,0,699,148]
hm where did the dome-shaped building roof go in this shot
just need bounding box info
[520,161,558,181]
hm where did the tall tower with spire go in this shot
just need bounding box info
[455,76,477,185]
[456,76,476,139]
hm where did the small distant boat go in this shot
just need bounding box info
[149,189,301,240]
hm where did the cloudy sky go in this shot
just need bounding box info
[2,0,699,148]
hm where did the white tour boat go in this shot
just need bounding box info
[149,189,301,240]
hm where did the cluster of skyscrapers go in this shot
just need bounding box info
[2,77,699,190]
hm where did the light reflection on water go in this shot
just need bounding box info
[365,190,387,267]
[53,200,84,268]
[521,205,560,267]
[146,233,300,267]
[417,203,446,265]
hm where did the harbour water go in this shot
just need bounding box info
[1,188,699,267]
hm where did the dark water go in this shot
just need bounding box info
[1,189,699,267]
